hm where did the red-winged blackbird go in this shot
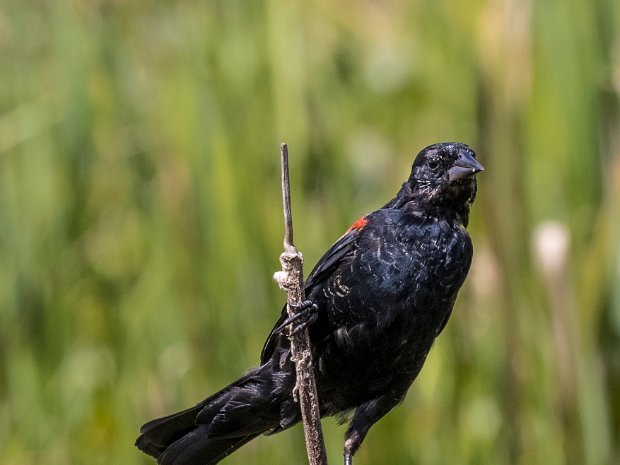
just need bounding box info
[136,142,483,465]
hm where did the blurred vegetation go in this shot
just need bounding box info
[0,0,619,464]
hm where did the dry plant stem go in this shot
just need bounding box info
[275,143,329,465]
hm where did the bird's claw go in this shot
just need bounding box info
[275,300,318,337]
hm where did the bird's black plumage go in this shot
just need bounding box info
[136,142,483,465]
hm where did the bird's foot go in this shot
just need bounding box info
[275,300,318,337]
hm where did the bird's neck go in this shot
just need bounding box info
[384,181,472,227]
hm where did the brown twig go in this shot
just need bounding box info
[274,143,329,465]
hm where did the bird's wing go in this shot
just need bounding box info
[260,215,369,364]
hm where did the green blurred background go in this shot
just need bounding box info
[1,0,619,464]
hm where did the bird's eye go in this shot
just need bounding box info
[428,161,439,170]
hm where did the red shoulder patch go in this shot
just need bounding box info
[346,216,368,233]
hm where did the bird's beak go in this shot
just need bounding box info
[448,151,484,181]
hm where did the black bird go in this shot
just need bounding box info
[136,142,483,465]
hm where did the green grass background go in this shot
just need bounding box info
[1,1,619,464]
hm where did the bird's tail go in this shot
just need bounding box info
[136,362,295,465]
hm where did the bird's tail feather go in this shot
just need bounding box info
[136,400,209,458]
[136,362,293,465]
[156,427,261,465]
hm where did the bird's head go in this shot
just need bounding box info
[404,142,484,223]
